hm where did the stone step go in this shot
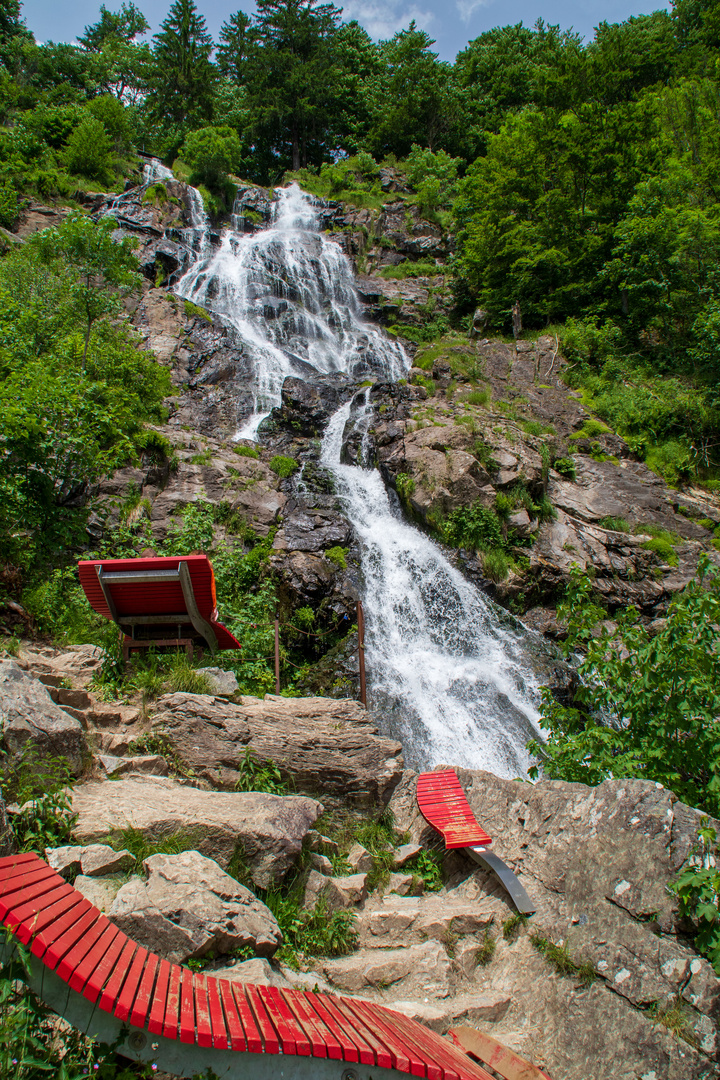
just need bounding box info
[97,753,169,778]
[88,703,141,728]
[357,894,496,947]
[50,687,92,710]
[320,940,452,997]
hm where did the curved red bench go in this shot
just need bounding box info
[417,771,535,916]
[78,555,241,659]
[0,853,499,1080]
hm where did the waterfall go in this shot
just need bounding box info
[321,399,542,776]
[175,183,406,437]
[166,178,544,777]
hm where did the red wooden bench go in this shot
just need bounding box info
[0,852,544,1080]
[78,555,241,662]
[417,771,535,915]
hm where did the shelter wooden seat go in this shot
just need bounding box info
[417,770,535,915]
[78,555,241,661]
[0,852,553,1080]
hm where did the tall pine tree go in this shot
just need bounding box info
[148,0,215,125]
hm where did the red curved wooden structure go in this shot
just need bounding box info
[0,852,529,1080]
[78,555,241,658]
[417,770,535,915]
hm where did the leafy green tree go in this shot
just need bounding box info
[364,23,453,158]
[79,3,149,50]
[181,124,241,187]
[0,0,32,72]
[31,214,140,362]
[528,558,720,816]
[148,0,216,126]
[243,0,345,172]
[217,10,251,83]
[62,115,114,182]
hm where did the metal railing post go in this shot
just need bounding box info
[274,614,280,694]
[357,599,367,707]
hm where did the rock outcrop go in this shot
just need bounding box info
[108,851,282,963]
[0,659,85,773]
[71,776,322,887]
[150,692,403,804]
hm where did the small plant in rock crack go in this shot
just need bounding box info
[475,929,497,966]
[530,933,596,986]
[234,747,288,795]
[1,748,77,854]
[668,822,720,975]
[502,912,529,942]
[407,850,443,892]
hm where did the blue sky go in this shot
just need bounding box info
[21,0,670,62]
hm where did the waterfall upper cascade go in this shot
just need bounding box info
[174,182,406,437]
[158,173,543,776]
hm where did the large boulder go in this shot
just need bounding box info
[0,659,85,773]
[389,768,720,1070]
[108,851,282,963]
[71,775,322,887]
[150,692,403,804]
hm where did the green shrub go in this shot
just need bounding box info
[184,299,212,322]
[234,747,287,795]
[181,125,241,189]
[482,549,511,581]
[0,181,19,229]
[63,116,114,181]
[442,502,505,552]
[325,546,347,570]
[669,823,720,974]
[569,418,612,440]
[527,558,720,816]
[395,472,416,504]
[378,260,440,279]
[598,516,631,532]
[641,537,678,566]
[269,454,299,478]
[407,850,443,892]
[467,389,490,406]
[233,444,260,459]
[165,653,213,694]
[553,456,576,480]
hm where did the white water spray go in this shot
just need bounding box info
[321,399,543,775]
[160,178,544,775]
[175,183,406,436]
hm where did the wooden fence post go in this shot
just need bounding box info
[357,599,367,707]
[274,613,280,695]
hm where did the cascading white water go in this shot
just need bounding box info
[163,178,543,776]
[321,399,543,776]
[174,183,406,437]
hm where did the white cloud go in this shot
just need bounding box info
[341,0,435,40]
[455,0,492,22]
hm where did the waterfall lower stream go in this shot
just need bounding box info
[164,175,544,777]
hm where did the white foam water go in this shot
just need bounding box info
[160,177,543,776]
[321,399,543,776]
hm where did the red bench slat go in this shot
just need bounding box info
[148,958,172,1035]
[179,966,195,1043]
[0,866,62,919]
[329,994,394,1070]
[56,914,112,983]
[310,992,366,1063]
[71,922,121,994]
[83,929,129,1003]
[244,983,280,1054]
[114,945,148,1022]
[100,939,138,1013]
[206,975,229,1049]
[44,906,98,970]
[417,771,492,849]
[283,989,340,1059]
[162,963,182,1039]
[7,881,75,943]
[131,953,160,1028]
[258,984,308,1055]
[194,973,213,1048]
[345,998,417,1075]
[0,853,44,882]
[220,979,250,1051]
